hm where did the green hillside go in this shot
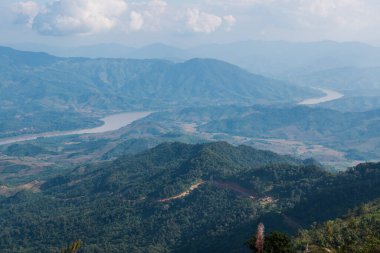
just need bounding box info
[1,142,380,253]
[294,199,380,252]
[284,162,380,226]
[142,105,380,162]
[0,142,326,253]
[0,46,318,138]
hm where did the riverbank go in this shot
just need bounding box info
[0,111,152,146]
[298,88,344,105]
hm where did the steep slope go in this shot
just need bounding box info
[0,46,60,67]
[0,46,319,138]
[200,106,380,140]
[294,199,380,252]
[22,57,315,107]
[1,143,379,252]
[287,163,380,225]
[145,105,380,162]
[258,162,380,238]
[319,95,380,112]
[0,142,327,253]
[292,66,380,94]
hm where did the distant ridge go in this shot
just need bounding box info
[0,46,60,66]
[6,40,380,79]
[0,46,319,137]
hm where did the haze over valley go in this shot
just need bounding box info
[1,0,380,252]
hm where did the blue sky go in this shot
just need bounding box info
[1,0,380,47]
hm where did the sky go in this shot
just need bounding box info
[1,0,380,48]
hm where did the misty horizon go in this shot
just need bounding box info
[1,1,380,253]
[2,0,380,47]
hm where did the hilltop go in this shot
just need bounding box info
[1,142,380,252]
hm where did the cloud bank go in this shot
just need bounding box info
[7,0,380,43]
[30,0,127,35]
[13,1,43,27]
[12,0,235,36]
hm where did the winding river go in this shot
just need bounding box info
[298,88,344,105]
[0,88,344,146]
[0,111,152,146]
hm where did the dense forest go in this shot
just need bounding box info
[0,142,379,252]
[146,104,380,161]
[293,199,380,252]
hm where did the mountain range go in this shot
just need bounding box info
[1,142,379,252]
[138,105,380,164]
[1,43,380,253]
[0,46,317,138]
[8,40,380,80]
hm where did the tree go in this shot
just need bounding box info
[265,231,293,253]
[247,229,294,253]
[256,223,265,253]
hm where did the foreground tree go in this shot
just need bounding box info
[265,231,293,253]
[256,223,265,253]
[247,226,293,253]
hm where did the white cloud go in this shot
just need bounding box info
[13,1,43,27]
[223,15,236,31]
[11,0,236,36]
[294,0,370,29]
[307,0,361,16]
[127,0,167,31]
[10,0,377,41]
[145,0,167,15]
[129,11,144,31]
[203,0,372,30]
[186,8,223,33]
[30,0,128,35]
[204,0,271,7]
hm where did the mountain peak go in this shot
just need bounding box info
[0,45,59,66]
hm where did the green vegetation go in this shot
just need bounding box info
[148,105,380,162]
[0,142,325,253]
[0,109,101,139]
[0,142,379,252]
[320,95,380,113]
[294,199,380,253]
[0,46,318,137]
[286,163,380,225]
[1,43,380,253]
[247,231,293,253]
[294,66,380,93]
[3,143,57,157]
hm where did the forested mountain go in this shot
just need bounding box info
[316,95,380,113]
[284,162,380,226]
[200,106,380,143]
[1,142,379,253]
[0,46,318,138]
[291,66,380,95]
[21,40,380,102]
[1,44,380,253]
[143,105,380,162]
[0,46,60,67]
[294,198,380,253]
[0,142,325,253]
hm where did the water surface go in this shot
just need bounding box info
[298,88,344,105]
[0,111,151,146]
